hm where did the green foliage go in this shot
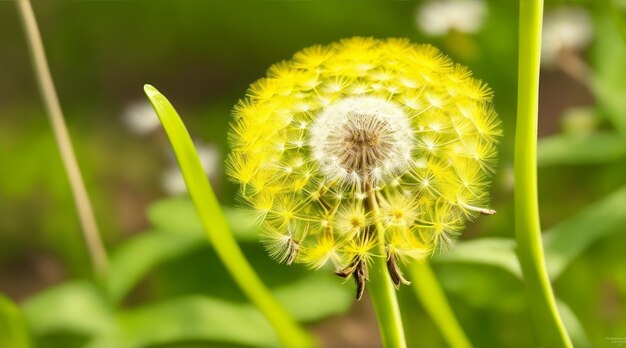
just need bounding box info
[0,294,31,348]
[435,264,591,347]
[274,272,352,322]
[23,282,113,337]
[591,6,626,136]
[436,186,626,281]
[21,231,352,347]
[556,299,592,348]
[0,122,91,274]
[434,238,521,278]
[22,198,353,347]
[432,186,626,346]
[543,186,626,279]
[107,198,261,304]
[538,132,626,166]
[409,262,472,348]
[106,231,201,304]
[148,198,259,241]
[87,297,278,348]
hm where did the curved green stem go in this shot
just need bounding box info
[515,1,572,346]
[367,191,407,348]
[143,85,313,348]
[16,0,109,278]
[409,261,472,348]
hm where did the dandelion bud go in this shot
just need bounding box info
[227,37,501,298]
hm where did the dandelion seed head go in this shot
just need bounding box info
[310,96,414,185]
[227,37,500,286]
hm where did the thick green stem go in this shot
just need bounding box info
[409,261,472,348]
[368,254,407,348]
[367,191,407,348]
[515,0,572,346]
[16,0,109,277]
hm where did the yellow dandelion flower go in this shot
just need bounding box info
[227,37,501,299]
[300,233,342,270]
[379,192,420,231]
[335,202,370,238]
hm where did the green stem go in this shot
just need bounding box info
[143,85,313,348]
[367,191,407,348]
[16,0,109,278]
[409,261,472,348]
[368,255,407,348]
[515,1,572,346]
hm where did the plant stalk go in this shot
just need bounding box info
[515,0,572,346]
[366,189,407,348]
[16,0,109,277]
[409,261,472,348]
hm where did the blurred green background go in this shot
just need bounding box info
[1,0,625,347]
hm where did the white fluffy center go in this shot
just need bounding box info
[309,96,414,185]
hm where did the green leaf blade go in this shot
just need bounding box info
[86,296,278,348]
[538,132,626,166]
[23,282,114,337]
[434,238,522,278]
[106,230,202,304]
[143,84,314,348]
[556,299,592,348]
[544,186,626,280]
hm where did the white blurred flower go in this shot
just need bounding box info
[417,0,487,36]
[162,141,221,195]
[121,101,161,135]
[542,7,593,66]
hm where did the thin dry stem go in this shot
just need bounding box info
[16,0,109,276]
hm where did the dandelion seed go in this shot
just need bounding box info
[227,37,500,299]
[262,227,300,265]
[387,252,411,289]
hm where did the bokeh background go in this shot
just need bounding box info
[1,0,625,347]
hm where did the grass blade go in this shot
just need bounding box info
[143,85,313,348]
[409,261,472,348]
